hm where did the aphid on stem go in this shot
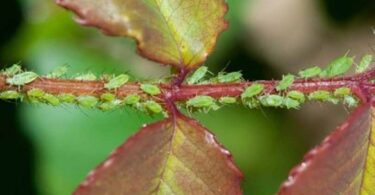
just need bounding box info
[140,84,161,96]
[320,54,354,77]
[186,66,208,84]
[77,96,98,108]
[6,71,39,86]
[276,74,295,91]
[104,74,129,90]
[217,71,242,83]
[356,54,373,73]
[298,66,322,78]
[3,64,22,76]
[0,90,23,100]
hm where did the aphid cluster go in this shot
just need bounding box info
[186,66,243,85]
[0,65,165,115]
[1,54,371,115]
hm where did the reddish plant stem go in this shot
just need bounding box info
[1,68,375,103]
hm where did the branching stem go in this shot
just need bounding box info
[1,67,375,105]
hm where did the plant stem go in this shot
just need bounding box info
[1,68,375,103]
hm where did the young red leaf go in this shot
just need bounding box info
[56,0,228,69]
[74,114,242,195]
[279,103,375,195]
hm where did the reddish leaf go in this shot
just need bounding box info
[279,103,375,195]
[74,114,243,195]
[56,0,228,69]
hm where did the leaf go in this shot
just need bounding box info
[56,0,228,69]
[74,114,243,195]
[278,103,375,195]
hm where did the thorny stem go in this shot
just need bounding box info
[1,67,375,106]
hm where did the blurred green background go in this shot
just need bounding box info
[0,0,374,195]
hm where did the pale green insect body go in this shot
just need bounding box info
[334,87,351,97]
[276,74,295,91]
[0,90,22,100]
[104,74,129,90]
[75,73,97,81]
[42,94,60,106]
[298,66,322,78]
[46,66,68,78]
[320,55,354,77]
[259,95,284,107]
[187,96,215,108]
[144,100,163,114]
[241,84,265,100]
[123,94,141,105]
[308,90,331,101]
[58,93,76,103]
[245,99,260,109]
[219,96,237,104]
[287,90,305,103]
[3,64,22,76]
[100,93,116,102]
[308,90,339,104]
[77,96,98,108]
[99,100,122,111]
[186,66,208,84]
[27,88,45,103]
[140,84,161,96]
[343,96,358,107]
[356,54,373,73]
[27,88,45,98]
[217,72,242,83]
[6,71,39,86]
[283,98,300,109]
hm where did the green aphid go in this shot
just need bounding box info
[100,93,116,102]
[46,66,68,78]
[104,74,129,90]
[98,100,122,111]
[219,96,237,104]
[144,100,163,114]
[356,54,373,73]
[3,64,22,76]
[75,73,97,81]
[283,98,300,109]
[320,55,354,77]
[343,96,358,107]
[334,87,351,97]
[0,90,22,100]
[241,84,264,100]
[245,98,260,109]
[140,84,161,96]
[287,90,305,103]
[27,88,45,98]
[308,90,331,101]
[259,95,284,107]
[186,66,208,84]
[298,66,322,78]
[6,71,39,86]
[77,96,98,108]
[123,94,141,105]
[276,74,295,91]
[187,96,215,108]
[217,72,242,83]
[27,88,45,103]
[58,93,76,103]
[42,94,60,106]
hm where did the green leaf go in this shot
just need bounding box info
[74,114,243,195]
[57,0,228,69]
[279,104,375,195]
